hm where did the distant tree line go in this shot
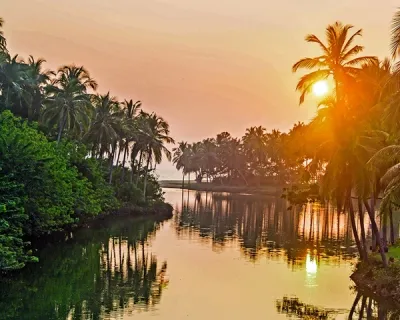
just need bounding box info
[174,14,400,268]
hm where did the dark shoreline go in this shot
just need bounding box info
[29,201,173,252]
[160,181,279,195]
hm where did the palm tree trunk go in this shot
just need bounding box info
[389,204,395,245]
[182,172,185,189]
[116,143,122,167]
[57,112,67,144]
[348,194,363,261]
[364,199,388,267]
[382,210,388,248]
[143,154,151,199]
[108,142,117,184]
[357,198,368,262]
[135,151,144,185]
[370,195,377,251]
[120,142,128,183]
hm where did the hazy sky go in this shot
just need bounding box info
[2,0,399,179]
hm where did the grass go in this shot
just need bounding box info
[159,180,279,195]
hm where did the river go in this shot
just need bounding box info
[0,188,398,319]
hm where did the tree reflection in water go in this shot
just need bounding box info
[175,191,361,268]
[276,293,400,319]
[0,216,169,320]
[347,292,400,319]
[276,296,346,319]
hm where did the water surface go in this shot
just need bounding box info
[0,188,397,319]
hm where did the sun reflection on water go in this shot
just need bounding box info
[306,252,317,275]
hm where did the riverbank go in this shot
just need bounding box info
[29,200,174,253]
[351,245,400,305]
[160,180,279,195]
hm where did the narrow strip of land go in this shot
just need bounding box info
[160,180,278,195]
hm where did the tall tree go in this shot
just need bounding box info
[292,21,377,104]
[42,65,96,143]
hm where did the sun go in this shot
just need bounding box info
[312,80,329,97]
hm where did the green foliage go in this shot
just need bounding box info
[116,182,145,205]
[0,111,121,270]
[0,180,37,270]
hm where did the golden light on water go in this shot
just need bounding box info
[312,80,329,97]
[306,253,317,274]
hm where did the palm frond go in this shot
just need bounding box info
[292,56,326,72]
[344,56,378,67]
[304,34,329,54]
[381,163,400,186]
[342,28,362,53]
[390,9,400,59]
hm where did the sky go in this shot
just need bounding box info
[2,0,399,179]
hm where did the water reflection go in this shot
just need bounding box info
[276,296,347,319]
[174,191,358,268]
[347,292,400,319]
[0,216,169,320]
[276,294,400,319]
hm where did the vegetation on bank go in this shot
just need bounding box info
[173,12,400,273]
[0,18,174,271]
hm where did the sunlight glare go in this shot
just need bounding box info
[306,253,317,274]
[312,80,329,97]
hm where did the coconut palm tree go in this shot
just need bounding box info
[119,99,141,182]
[141,113,174,198]
[292,21,377,104]
[243,126,268,182]
[20,56,54,121]
[293,23,390,266]
[0,55,26,110]
[42,65,96,143]
[173,141,190,187]
[85,92,122,160]
[0,17,7,53]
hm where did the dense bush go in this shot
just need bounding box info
[0,111,119,269]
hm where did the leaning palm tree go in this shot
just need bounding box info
[292,21,377,104]
[42,65,96,143]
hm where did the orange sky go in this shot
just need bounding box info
[2,0,398,178]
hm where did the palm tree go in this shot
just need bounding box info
[0,17,7,53]
[0,55,26,110]
[243,126,268,183]
[119,99,141,183]
[85,93,123,182]
[173,141,189,188]
[141,113,174,198]
[293,23,390,266]
[42,65,96,143]
[390,9,400,59]
[21,56,54,121]
[292,21,377,104]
